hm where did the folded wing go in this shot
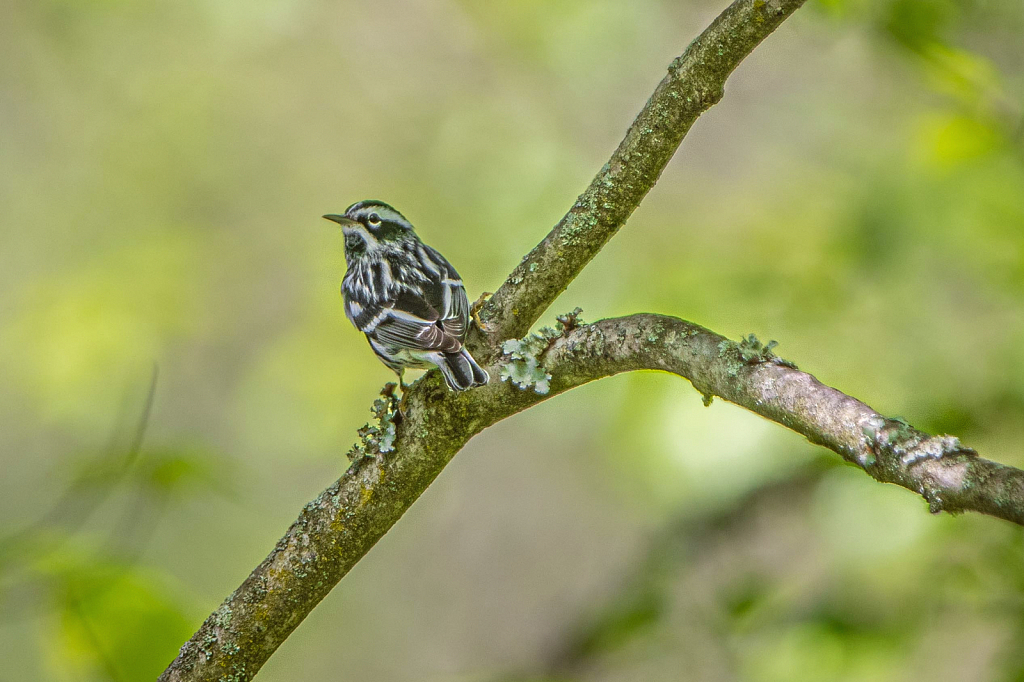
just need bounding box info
[417,244,470,343]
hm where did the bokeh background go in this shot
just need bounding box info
[2,0,1024,679]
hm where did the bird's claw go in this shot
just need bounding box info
[471,292,494,332]
[378,381,403,423]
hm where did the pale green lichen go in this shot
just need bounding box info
[718,333,797,377]
[886,422,971,468]
[736,333,789,365]
[500,333,553,394]
[347,387,399,460]
[499,353,551,394]
[213,603,233,629]
[862,415,979,513]
[499,308,584,395]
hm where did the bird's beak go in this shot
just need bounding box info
[322,214,360,229]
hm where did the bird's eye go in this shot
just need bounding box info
[367,213,382,226]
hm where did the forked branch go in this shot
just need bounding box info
[156,0,1024,679]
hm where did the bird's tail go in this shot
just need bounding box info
[436,348,489,391]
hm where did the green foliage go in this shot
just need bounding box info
[569,589,664,660]
[882,0,957,51]
[46,558,195,682]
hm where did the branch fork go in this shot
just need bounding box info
[159,1,1024,679]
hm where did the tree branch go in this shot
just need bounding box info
[157,0,852,678]
[477,0,808,343]
[163,311,1024,680]
[558,315,1024,526]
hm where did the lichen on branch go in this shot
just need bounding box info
[499,308,584,394]
[347,388,399,460]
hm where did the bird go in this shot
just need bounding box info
[324,200,489,393]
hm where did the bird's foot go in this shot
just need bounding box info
[379,382,403,424]
[397,396,410,423]
[471,292,494,332]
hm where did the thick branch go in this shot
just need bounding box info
[160,313,1024,681]
[477,0,807,342]
[159,0,1024,671]
[548,316,1024,525]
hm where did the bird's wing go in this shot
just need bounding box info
[417,244,470,341]
[366,288,463,354]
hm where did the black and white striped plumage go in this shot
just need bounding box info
[324,200,489,392]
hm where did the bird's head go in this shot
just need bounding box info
[323,200,415,263]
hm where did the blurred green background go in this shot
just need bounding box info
[2,0,1024,679]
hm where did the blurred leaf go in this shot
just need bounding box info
[570,589,664,660]
[133,446,235,499]
[914,112,1002,167]
[725,578,775,626]
[743,621,902,682]
[882,0,956,51]
[919,43,1005,109]
[6,542,196,682]
[812,0,872,20]
[50,562,194,682]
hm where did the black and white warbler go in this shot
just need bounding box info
[324,200,489,392]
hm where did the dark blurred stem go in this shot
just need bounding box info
[0,365,157,556]
[517,464,832,681]
[0,367,160,626]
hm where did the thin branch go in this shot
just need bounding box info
[0,365,158,557]
[548,315,1024,525]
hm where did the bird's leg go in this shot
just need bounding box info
[379,379,402,424]
[395,370,410,421]
[470,291,493,332]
